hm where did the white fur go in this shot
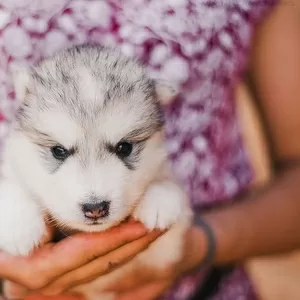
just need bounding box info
[0,178,45,256]
[154,79,178,106]
[0,45,192,300]
[133,181,187,230]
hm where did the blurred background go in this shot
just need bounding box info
[0,1,300,299]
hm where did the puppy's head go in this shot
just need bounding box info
[10,45,176,231]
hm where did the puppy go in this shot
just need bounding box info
[0,45,192,300]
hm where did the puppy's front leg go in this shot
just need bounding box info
[134,180,189,230]
[133,179,192,268]
[0,179,46,256]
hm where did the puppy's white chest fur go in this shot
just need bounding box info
[0,45,192,300]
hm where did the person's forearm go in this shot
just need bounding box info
[202,163,300,265]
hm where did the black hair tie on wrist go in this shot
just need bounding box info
[193,215,216,269]
[190,215,234,300]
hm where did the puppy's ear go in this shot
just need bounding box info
[10,65,33,102]
[155,80,178,106]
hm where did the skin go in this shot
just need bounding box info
[18,226,206,300]
[1,221,162,299]
[2,0,300,299]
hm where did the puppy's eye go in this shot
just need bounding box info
[116,142,133,158]
[51,146,69,160]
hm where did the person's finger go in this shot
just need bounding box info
[106,263,172,293]
[105,265,153,292]
[24,293,85,300]
[116,280,171,300]
[41,231,162,295]
[0,222,148,289]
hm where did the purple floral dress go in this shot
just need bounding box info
[0,1,277,299]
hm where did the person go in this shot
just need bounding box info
[0,0,300,299]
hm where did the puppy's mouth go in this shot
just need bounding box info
[87,220,104,225]
[85,215,130,227]
[84,215,110,226]
[53,216,132,242]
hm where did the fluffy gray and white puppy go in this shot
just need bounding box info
[0,45,192,300]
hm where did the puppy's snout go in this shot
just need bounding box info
[81,201,110,219]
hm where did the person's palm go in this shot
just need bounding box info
[1,221,161,299]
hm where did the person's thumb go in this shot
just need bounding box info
[24,292,85,300]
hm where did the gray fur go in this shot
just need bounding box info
[19,44,161,122]
[15,44,164,173]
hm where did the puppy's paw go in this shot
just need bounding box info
[0,181,46,256]
[133,181,186,230]
[1,212,46,257]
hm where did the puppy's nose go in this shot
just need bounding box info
[81,201,110,219]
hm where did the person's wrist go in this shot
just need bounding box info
[178,221,211,274]
[193,215,216,269]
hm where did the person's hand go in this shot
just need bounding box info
[111,226,207,300]
[0,220,162,299]
[107,261,177,300]
[21,225,207,300]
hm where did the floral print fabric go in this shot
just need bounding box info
[0,1,277,299]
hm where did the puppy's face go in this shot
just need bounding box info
[10,46,175,232]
